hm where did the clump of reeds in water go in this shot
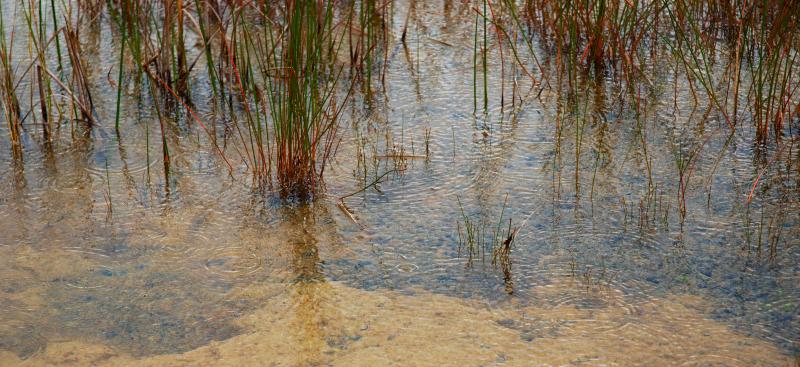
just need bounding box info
[1,0,98,153]
[456,194,516,271]
[107,0,351,199]
[347,0,388,95]
[481,0,800,144]
[524,0,659,70]
[262,0,348,198]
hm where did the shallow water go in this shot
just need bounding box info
[1,1,799,366]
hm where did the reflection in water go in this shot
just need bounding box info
[288,208,324,284]
[287,206,327,366]
[291,282,326,367]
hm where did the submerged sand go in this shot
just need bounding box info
[0,278,792,367]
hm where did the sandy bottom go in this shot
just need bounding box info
[1,276,793,367]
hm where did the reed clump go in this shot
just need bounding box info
[468,0,800,144]
[267,0,346,198]
[456,194,516,270]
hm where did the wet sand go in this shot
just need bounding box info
[2,279,791,367]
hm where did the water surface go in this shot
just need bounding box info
[0,1,798,366]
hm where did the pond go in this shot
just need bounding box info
[0,1,798,365]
